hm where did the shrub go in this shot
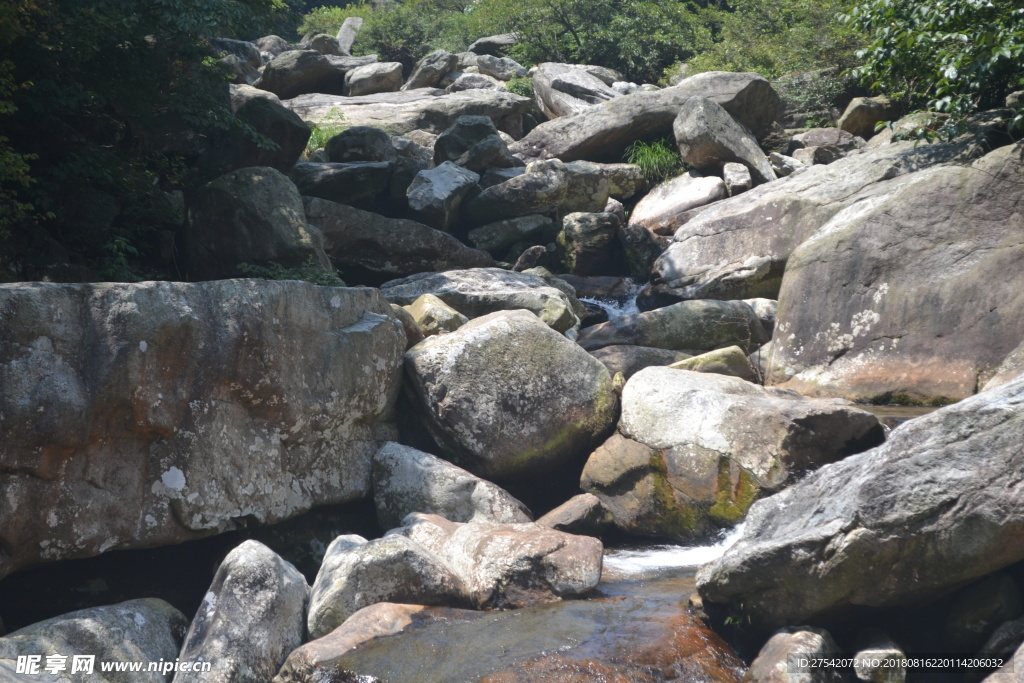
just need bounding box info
[298,3,374,39]
[624,137,685,186]
[505,77,534,98]
[304,109,348,157]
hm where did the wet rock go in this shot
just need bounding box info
[304,197,492,284]
[0,281,404,578]
[578,299,768,353]
[746,627,845,683]
[557,212,619,276]
[767,142,1024,403]
[589,345,694,379]
[344,61,403,96]
[629,170,727,236]
[0,599,187,682]
[674,96,776,185]
[406,161,480,232]
[513,71,780,163]
[174,541,308,683]
[697,374,1024,628]
[380,268,581,332]
[535,493,612,536]
[404,310,617,479]
[255,50,346,99]
[307,534,468,639]
[394,513,603,609]
[433,115,515,174]
[372,442,532,529]
[403,50,459,90]
[187,166,331,279]
[669,345,758,381]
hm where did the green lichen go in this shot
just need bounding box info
[708,458,761,524]
[647,452,702,538]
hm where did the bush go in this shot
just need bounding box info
[505,77,534,98]
[304,109,348,157]
[624,137,685,186]
[841,0,1024,134]
[350,0,474,74]
[298,3,374,39]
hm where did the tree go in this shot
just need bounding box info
[842,0,1024,132]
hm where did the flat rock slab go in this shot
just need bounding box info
[697,374,1024,629]
[0,281,404,579]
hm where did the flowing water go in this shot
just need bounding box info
[578,279,643,320]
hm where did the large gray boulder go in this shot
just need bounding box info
[467,214,555,255]
[471,54,527,81]
[0,281,404,579]
[461,158,569,227]
[628,170,726,236]
[0,599,187,682]
[306,534,468,640]
[405,310,617,479]
[304,197,492,284]
[674,96,776,185]
[335,17,363,54]
[582,368,883,540]
[380,268,580,332]
[697,374,1024,629]
[187,166,331,280]
[344,61,403,96]
[283,89,533,138]
[393,513,603,609]
[532,63,621,119]
[652,115,1008,302]
[564,161,645,200]
[403,50,459,90]
[838,95,897,139]
[766,142,1024,403]
[589,345,694,379]
[310,33,343,57]
[745,628,845,683]
[174,541,308,683]
[290,161,392,210]
[561,161,612,213]
[372,442,532,529]
[468,33,518,56]
[406,161,480,232]
[512,71,780,163]
[210,37,261,84]
[254,50,346,99]
[557,211,619,276]
[433,115,515,173]
[324,126,397,163]
[577,299,768,353]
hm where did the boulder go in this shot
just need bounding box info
[254,34,291,58]
[745,627,845,683]
[557,212,619,275]
[402,293,469,337]
[535,493,613,536]
[255,50,346,99]
[310,33,343,57]
[446,72,504,92]
[533,63,621,119]
[393,513,603,609]
[480,165,524,188]
[513,245,551,271]
[582,368,883,540]
[838,95,897,139]
[336,17,363,54]
[174,541,308,683]
[589,345,693,379]
[372,442,532,529]
[290,160,392,211]
[697,374,1024,628]
[743,297,778,337]
[577,299,768,353]
[943,573,1022,653]
[792,145,842,166]
[406,161,480,232]
[0,600,187,682]
[565,161,645,200]
[306,534,468,640]
[187,166,331,280]
[628,170,727,236]
[468,33,518,56]
[210,37,262,84]
[722,161,752,196]
[561,161,611,213]
[324,126,397,163]
[433,115,515,173]
[617,218,670,282]
[461,158,568,227]
[673,96,776,185]
[467,214,555,255]
[403,50,459,90]
[0,281,404,578]
[669,345,758,381]
[470,54,527,81]
[303,197,492,285]
[405,310,617,479]
[986,338,1024,392]
[790,127,866,154]
[769,151,805,177]
[345,61,403,96]
[512,71,780,163]
[766,142,1024,403]
[380,268,581,332]
[652,114,1010,302]
[283,89,533,138]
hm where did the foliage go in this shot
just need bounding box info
[841,0,1024,134]
[505,77,534,98]
[0,0,289,280]
[305,109,348,157]
[297,2,375,38]
[351,0,473,73]
[685,0,863,79]
[774,68,858,127]
[624,137,685,185]
[238,258,346,286]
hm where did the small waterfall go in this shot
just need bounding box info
[602,524,746,576]
[578,279,643,320]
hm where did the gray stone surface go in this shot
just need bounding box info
[674,96,775,184]
[255,50,346,99]
[406,161,480,232]
[344,62,403,97]
[403,50,459,90]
